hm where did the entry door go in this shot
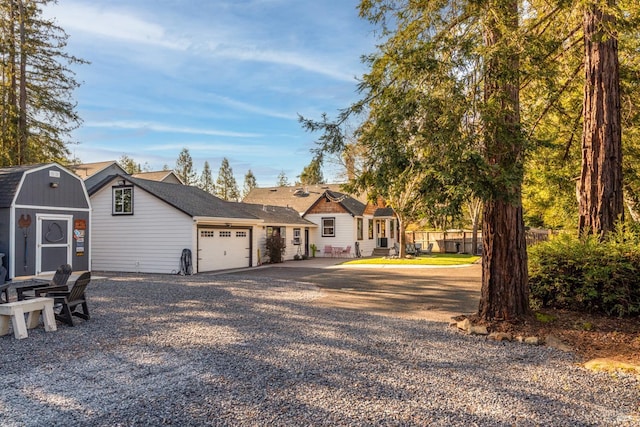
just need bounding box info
[36,214,73,274]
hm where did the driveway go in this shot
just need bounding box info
[230,258,482,322]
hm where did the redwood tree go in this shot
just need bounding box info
[477,0,529,320]
[578,0,623,236]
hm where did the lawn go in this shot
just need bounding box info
[342,253,480,266]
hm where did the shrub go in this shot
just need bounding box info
[528,226,640,317]
[265,235,286,263]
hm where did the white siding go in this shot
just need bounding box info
[358,215,377,256]
[306,213,356,257]
[91,185,193,274]
[256,225,306,262]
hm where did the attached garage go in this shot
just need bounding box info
[197,227,252,272]
[88,175,262,274]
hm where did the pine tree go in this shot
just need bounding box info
[298,159,324,185]
[0,0,87,167]
[242,169,257,199]
[119,154,143,174]
[199,161,215,194]
[174,148,197,185]
[215,157,240,201]
[276,170,289,187]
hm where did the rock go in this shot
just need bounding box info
[524,336,541,346]
[456,318,471,332]
[469,325,489,336]
[488,332,512,342]
[584,358,640,375]
[545,335,573,352]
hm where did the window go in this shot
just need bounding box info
[368,219,373,239]
[200,230,215,238]
[236,231,247,238]
[357,218,363,240]
[293,228,301,245]
[219,231,232,237]
[112,186,133,215]
[322,217,335,237]
[390,220,395,239]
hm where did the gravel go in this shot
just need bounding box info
[1,272,638,426]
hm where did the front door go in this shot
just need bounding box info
[36,214,72,275]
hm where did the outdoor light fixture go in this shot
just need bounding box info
[49,182,59,188]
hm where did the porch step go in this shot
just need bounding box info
[372,248,390,257]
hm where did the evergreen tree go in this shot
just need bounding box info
[174,148,197,185]
[242,169,257,198]
[0,0,87,167]
[302,0,530,320]
[298,159,324,185]
[578,0,623,237]
[118,154,150,174]
[215,157,240,201]
[199,161,215,194]
[276,170,289,187]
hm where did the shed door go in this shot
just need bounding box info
[198,228,250,272]
[36,214,73,274]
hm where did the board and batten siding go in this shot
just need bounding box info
[91,184,193,274]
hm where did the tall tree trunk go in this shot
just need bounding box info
[578,1,623,237]
[7,0,19,166]
[478,0,529,321]
[18,0,28,165]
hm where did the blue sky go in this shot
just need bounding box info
[43,0,377,187]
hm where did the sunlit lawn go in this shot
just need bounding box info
[342,253,480,266]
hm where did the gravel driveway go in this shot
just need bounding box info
[1,270,638,426]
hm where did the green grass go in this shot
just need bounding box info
[342,253,480,266]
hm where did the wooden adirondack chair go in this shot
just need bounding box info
[39,271,91,327]
[0,266,9,303]
[16,264,73,300]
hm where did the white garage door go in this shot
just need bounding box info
[198,228,251,272]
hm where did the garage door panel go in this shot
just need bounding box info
[198,228,250,272]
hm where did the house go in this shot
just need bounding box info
[243,185,398,257]
[0,163,91,279]
[88,174,268,274]
[132,170,183,184]
[70,160,127,193]
[237,202,317,263]
[71,161,184,191]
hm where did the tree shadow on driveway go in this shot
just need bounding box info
[231,263,482,322]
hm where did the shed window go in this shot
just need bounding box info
[322,217,335,237]
[357,218,363,240]
[112,186,133,215]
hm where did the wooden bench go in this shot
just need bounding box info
[0,297,57,339]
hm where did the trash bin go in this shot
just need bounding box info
[455,242,461,253]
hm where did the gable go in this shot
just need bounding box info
[306,195,351,215]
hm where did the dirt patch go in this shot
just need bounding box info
[467,309,640,365]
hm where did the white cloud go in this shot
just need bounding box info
[212,45,357,83]
[44,2,186,50]
[85,121,262,138]
[46,1,360,82]
[209,95,296,120]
